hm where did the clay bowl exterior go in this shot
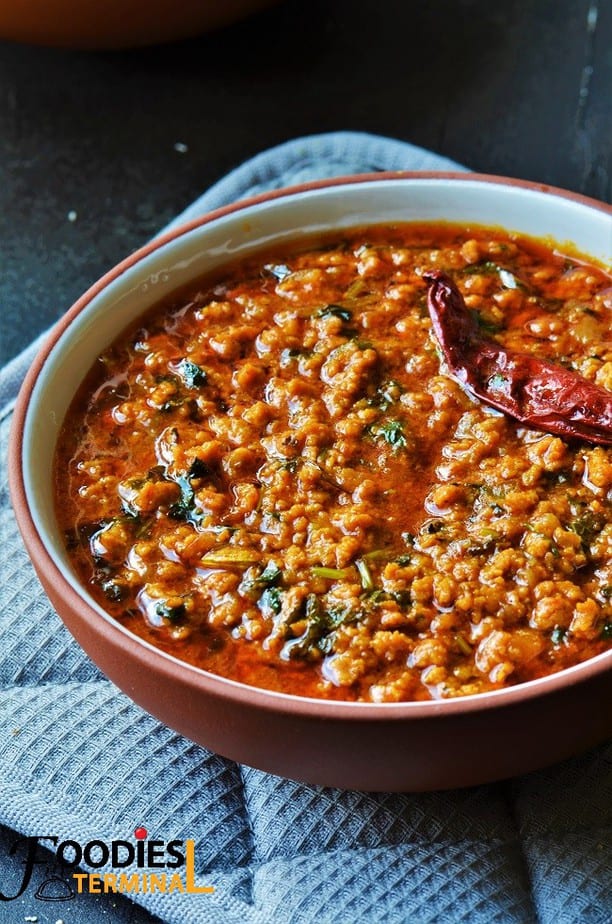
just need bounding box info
[9,173,612,791]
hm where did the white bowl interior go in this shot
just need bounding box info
[23,176,612,594]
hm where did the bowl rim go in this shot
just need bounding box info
[9,169,612,723]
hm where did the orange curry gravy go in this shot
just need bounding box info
[54,224,612,702]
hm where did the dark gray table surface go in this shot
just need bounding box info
[1,0,610,921]
[2,0,611,367]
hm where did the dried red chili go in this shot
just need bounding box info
[424,270,612,446]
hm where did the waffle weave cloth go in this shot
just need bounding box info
[0,132,610,924]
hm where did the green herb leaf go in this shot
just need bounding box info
[368,380,403,410]
[259,561,283,586]
[280,595,358,660]
[463,260,500,276]
[155,600,187,623]
[463,261,527,291]
[101,579,128,602]
[551,626,568,645]
[570,511,605,550]
[258,586,283,615]
[316,304,353,322]
[187,457,210,479]
[177,358,207,389]
[370,418,408,450]
[168,474,198,523]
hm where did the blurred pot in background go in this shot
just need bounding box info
[0,0,278,48]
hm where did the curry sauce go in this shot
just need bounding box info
[54,224,612,701]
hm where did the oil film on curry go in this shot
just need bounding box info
[54,222,612,703]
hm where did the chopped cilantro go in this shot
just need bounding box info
[370,418,408,450]
[101,579,128,602]
[551,626,567,645]
[155,600,187,623]
[463,260,500,276]
[423,520,445,535]
[570,511,605,550]
[258,561,283,586]
[177,359,207,389]
[281,595,357,660]
[316,304,353,322]
[463,261,527,291]
[258,586,283,616]
[187,457,210,479]
[368,380,403,410]
[168,469,207,525]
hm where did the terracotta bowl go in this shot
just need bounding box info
[9,173,612,791]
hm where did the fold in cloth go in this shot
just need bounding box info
[0,132,610,924]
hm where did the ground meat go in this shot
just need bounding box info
[55,223,612,701]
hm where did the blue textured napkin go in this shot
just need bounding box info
[0,132,610,924]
